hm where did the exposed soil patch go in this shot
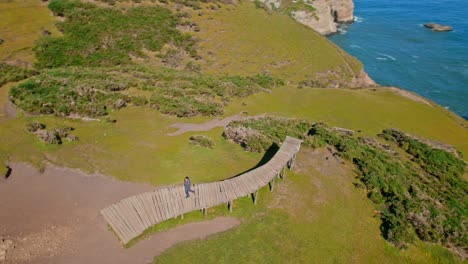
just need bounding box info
[0,162,240,264]
[3,101,17,119]
[388,87,432,106]
[167,113,265,136]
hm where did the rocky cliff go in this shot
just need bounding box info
[291,0,354,35]
[257,0,355,35]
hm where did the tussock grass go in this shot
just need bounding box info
[9,66,282,117]
[35,0,197,68]
[0,63,37,87]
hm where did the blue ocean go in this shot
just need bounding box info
[329,0,468,119]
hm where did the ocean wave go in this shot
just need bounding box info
[354,16,364,23]
[337,27,348,35]
[350,45,361,48]
[376,57,388,61]
[377,53,396,61]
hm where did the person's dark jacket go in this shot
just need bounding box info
[184,179,191,191]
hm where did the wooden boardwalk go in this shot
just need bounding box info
[100,136,303,244]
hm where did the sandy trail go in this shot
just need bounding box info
[0,163,240,264]
[167,113,266,136]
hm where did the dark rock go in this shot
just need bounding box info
[36,130,61,144]
[104,117,117,123]
[54,127,74,138]
[0,39,4,45]
[112,99,126,109]
[424,23,453,32]
[66,134,78,142]
[42,29,52,36]
[26,121,46,132]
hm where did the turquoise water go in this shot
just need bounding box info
[329,0,468,119]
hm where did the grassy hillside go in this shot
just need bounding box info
[192,2,362,82]
[0,0,59,63]
[0,0,466,263]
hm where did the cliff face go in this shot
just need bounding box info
[291,0,354,35]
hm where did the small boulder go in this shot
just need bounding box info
[36,129,61,144]
[424,23,453,32]
[66,134,78,142]
[0,38,4,45]
[26,121,46,132]
[42,28,52,36]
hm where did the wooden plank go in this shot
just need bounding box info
[151,191,163,223]
[131,196,151,229]
[162,187,175,219]
[142,193,157,225]
[101,208,127,243]
[112,204,136,240]
[122,198,145,233]
[106,206,131,243]
[115,202,139,237]
[163,187,175,219]
[155,189,169,221]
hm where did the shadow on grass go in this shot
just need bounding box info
[229,143,279,179]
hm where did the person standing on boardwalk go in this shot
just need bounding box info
[184,176,195,198]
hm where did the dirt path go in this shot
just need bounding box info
[167,113,266,136]
[0,163,240,264]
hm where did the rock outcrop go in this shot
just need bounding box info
[291,0,354,35]
[424,23,453,32]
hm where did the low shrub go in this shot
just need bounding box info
[189,135,215,148]
[35,0,197,68]
[10,66,282,118]
[223,117,467,252]
[0,63,37,87]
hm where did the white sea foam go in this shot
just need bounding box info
[376,57,388,61]
[350,45,361,48]
[354,16,364,23]
[337,27,348,34]
[377,53,396,61]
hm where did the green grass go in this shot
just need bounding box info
[0,63,37,87]
[221,117,467,252]
[34,0,196,68]
[0,0,60,63]
[154,149,462,263]
[192,2,362,82]
[224,86,468,156]
[0,1,467,262]
[281,0,317,14]
[309,123,467,251]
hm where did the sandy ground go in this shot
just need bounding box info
[0,163,240,264]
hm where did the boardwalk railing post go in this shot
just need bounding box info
[228,201,233,212]
[269,177,275,192]
[253,190,258,205]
